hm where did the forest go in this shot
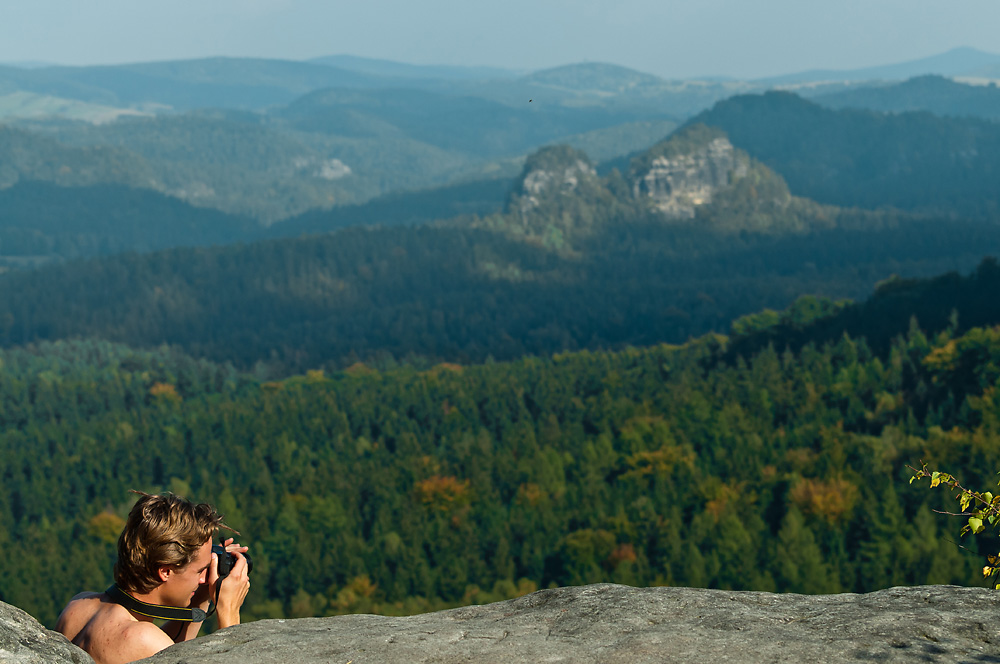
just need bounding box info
[0,261,998,628]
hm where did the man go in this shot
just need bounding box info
[56,492,251,664]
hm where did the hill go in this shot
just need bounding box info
[266,177,511,238]
[814,75,1000,121]
[0,58,391,111]
[0,181,258,267]
[758,46,1000,85]
[11,112,490,223]
[0,130,997,374]
[6,80,681,223]
[691,91,1000,217]
[308,55,520,81]
[274,86,656,159]
[0,124,156,190]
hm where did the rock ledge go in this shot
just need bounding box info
[146,583,1000,663]
[5,584,1000,663]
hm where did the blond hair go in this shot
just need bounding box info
[113,491,229,594]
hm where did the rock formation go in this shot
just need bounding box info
[508,145,599,218]
[0,600,93,663]
[5,583,1000,663]
[629,124,750,219]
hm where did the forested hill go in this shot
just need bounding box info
[0,175,511,266]
[0,181,258,265]
[0,126,999,374]
[813,75,1000,121]
[691,91,1000,218]
[3,264,1000,626]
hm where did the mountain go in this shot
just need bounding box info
[691,91,1000,217]
[309,54,520,80]
[759,46,1000,85]
[813,75,1000,121]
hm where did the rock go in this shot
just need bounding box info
[0,600,92,664]
[629,124,749,219]
[508,145,599,216]
[141,583,1000,663]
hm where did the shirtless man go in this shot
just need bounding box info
[56,492,251,664]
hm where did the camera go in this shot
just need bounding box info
[212,544,253,579]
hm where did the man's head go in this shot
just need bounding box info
[114,492,224,594]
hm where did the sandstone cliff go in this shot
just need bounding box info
[628,124,750,219]
[5,584,1000,663]
[507,145,601,218]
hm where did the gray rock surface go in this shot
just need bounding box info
[140,583,1000,663]
[0,601,92,663]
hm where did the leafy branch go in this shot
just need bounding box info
[909,462,1000,587]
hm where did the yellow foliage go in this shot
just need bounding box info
[705,482,746,522]
[923,340,959,372]
[149,382,181,402]
[414,475,471,510]
[516,482,547,507]
[623,446,694,479]
[606,543,638,569]
[344,362,376,377]
[87,511,125,544]
[789,477,858,524]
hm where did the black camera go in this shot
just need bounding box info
[212,544,253,579]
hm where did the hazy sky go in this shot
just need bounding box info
[3,0,998,79]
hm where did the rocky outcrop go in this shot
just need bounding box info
[629,124,749,219]
[146,583,1000,663]
[508,145,599,217]
[7,584,1000,663]
[0,600,92,663]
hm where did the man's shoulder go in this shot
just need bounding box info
[57,592,105,634]
[121,619,175,649]
[58,594,174,664]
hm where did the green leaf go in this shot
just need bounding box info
[969,516,985,534]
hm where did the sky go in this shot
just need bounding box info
[2,0,999,79]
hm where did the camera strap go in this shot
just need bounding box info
[105,584,209,623]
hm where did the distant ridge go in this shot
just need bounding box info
[813,75,1000,120]
[522,62,665,92]
[308,54,521,80]
[0,57,392,110]
[758,47,1000,85]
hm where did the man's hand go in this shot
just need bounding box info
[209,537,251,629]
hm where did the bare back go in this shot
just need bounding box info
[56,592,173,664]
